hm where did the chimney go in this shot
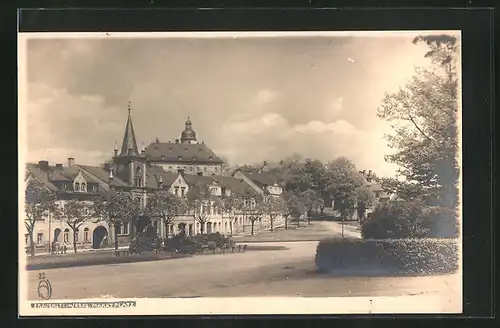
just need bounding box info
[109,169,114,182]
[113,145,118,157]
[55,163,63,170]
[38,160,49,170]
[175,139,179,144]
[68,158,75,167]
[158,175,163,188]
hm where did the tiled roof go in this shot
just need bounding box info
[25,163,59,192]
[77,165,129,188]
[26,163,109,196]
[144,142,224,164]
[242,171,280,188]
[145,170,180,189]
[182,174,259,197]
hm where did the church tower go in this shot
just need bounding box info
[180,117,197,144]
[112,101,147,189]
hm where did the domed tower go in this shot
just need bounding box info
[180,117,197,144]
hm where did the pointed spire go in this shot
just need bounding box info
[119,100,139,156]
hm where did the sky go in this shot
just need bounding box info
[20,32,449,178]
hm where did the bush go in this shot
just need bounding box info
[362,201,459,239]
[315,238,459,276]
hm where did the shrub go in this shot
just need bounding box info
[362,200,459,239]
[315,238,459,276]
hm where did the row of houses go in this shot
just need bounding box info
[24,107,286,252]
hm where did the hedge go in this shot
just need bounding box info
[362,201,459,239]
[25,251,185,271]
[315,238,459,276]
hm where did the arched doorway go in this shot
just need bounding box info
[177,223,186,235]
[92,226,108,249]
[53,228,61,243]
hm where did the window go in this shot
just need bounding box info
[81,183,86,192]
[174,187,179,196]
[63,229,69,243]
[61,183,67,190]
[25,234,28,244]
[75,182,80,191]
[92,185,98,192]
[83,228,89,242]
[116,223,130,235]
[204,167,207,172]
[37,233,43,245]
[181,187,185,197]
[75,229,79,242]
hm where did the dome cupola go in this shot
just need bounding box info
[180,117,197,144]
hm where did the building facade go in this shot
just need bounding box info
[24,103,284,253]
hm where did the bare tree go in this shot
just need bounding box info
[187,183,213,234]
[24,179,58,256]
[145,190,186,238]
[92,189,140,250]
[59,199,93,253]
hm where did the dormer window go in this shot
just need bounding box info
[192,157,197,162]
[208,156,213,160]
[178,156,182,160]
[184,148,188,152]
[161,156,166,160]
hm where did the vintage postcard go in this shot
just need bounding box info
[18,30,462,316]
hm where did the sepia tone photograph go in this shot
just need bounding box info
[18,31,462,315]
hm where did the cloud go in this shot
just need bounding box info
[22,33,455,176]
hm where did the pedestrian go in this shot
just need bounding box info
[63,242,67,254]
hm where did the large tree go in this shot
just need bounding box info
[92,189,140,250]
[59,199,93,253]
[24,179,58,255]
[282,191,305,228]
[245,196,265,236]
[145,190,186,238]
[187,183,213,234]
[327,157,365,219]
[377,34,459,210]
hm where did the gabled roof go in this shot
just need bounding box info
[26,163,109,196]
[145,170,181,189]
[144,141,224,164]
[183,174,259,197]
[25,163,59,192]
[119,103,139,157]
[77,165,129,188]
[233,169,280,188]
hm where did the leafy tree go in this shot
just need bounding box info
[58,199,93,253]
[355,185,375,224]
[24,179,58,255]
[92,189,140,250]
[145,190,186,238]
[327,157,365,219]
[377,34,459,210]
[187,183,213,234]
